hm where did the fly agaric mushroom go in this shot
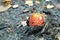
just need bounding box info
[29,13,45,27]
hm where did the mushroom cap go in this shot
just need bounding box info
[29,13,45,27]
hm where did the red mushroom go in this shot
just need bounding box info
[29,13,45,27]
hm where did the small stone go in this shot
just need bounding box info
[21,21,27,26]
[23,9,29,13]
[25,0,33,6]
[39,37,44,40]
[45,0,51,1]
[35,0,40,4]
[46,4,54,9]
[57,35,60,40]
[3,0,12,6]
[55,4,60,9]
[0,5,11,12]
[26,16,29,19]
[12,4,19,8]
[3,0,11,2]
[6,27,12,33]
